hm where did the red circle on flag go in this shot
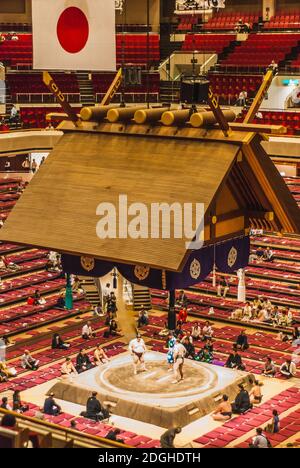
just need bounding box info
[57,7,89,54]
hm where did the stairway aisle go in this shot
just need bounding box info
[76,72,95,106]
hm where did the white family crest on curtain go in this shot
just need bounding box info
[32,0,116,71]
[176,0,225,12]
[115,0,125,12]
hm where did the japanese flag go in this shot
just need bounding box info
[32,0,116,71]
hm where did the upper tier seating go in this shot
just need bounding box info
[6,73,80,104]
[20,107,78,129]
[177,15,200,32]
[0,34,160,68]
[264,10,300,30]
[0,23,31,32]
[182,34,235,53]
[203,11,260,31]
[220,33,300,69]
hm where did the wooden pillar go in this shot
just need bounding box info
[168,290,176,331]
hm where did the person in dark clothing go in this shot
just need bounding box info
[106,428,124,444]
[85,392,106,422]
[174,323,184,339]
[225,347,246,371]
[235,330,249,351]
[109,319,119,336]
[182,337,195,359]
[56,295,65,309]
[231,384,252,414]
[75,349,93,373]
[12,390,29,413]
[43,393,61,416]
[51,333,70,350]
[160,427,182,449]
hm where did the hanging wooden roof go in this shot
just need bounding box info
[0,123,299,272]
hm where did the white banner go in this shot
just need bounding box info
[32,0,116,71]
[176,0,225,12]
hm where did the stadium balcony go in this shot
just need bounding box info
[182,33,236,53]
[264,10,300,30]
[203,11,260,32]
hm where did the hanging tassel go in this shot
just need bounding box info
[112,268,118,289]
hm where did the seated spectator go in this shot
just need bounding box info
[268,60,278,75]
[85,392,106,422]
[94,345,109,365]
[202,321,213,341]
[280,358,297,379]
[242,302,253,322]
[262,357,276,377]
[51,333,70,350]
[12,390,29,413]
[93,303,104,317]
[104,311,114,326]
[250,427,272,448]
[61,357,77,379]
[160,427,182,449]
[0,360,17,378]
[265,409,280,434]
[43,393,61,416]
[75,349,93,373]
[263,247,274,262]
[182,336,195,359]
[56,293,65,309]
[82,321,96,340]
[177,290,188,307]
[21,350,39,371]
[0,397,12,411]
[255,247,264,262]
[195,342,213,364]
[181,331,193,345]
[109,319,119,337]
[72,276,83,293]
[174,323,184,339]
[105,428,124,444]
[232,384,252,414]
[212,395,232,421]
[11,33,19,41]
[191,322,201,340]
[237,90,247,107]
[235,330,249,351]
[249,380,263,404]
[137,306,149,328]
[217,277,229,298]
[225,347,246,371]
[178,307,188,323]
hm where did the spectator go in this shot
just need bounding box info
[182,336,195,359]
[191,322,201,340]
[0,360,17,378]
[0,397,12,411]
[235,330,249,351]
[107,291,117,315]
[174,323,184,339]
[75,349,93,373]
[225,347,246,371]
[202,321,214,341]
[94,344,109,365]
[280,358,297,378]
[265,410,280,434]
[82,321,96,340]
[43,393,61,416]
[56,293,65,309]
[250,427,272,448]
[105,428,124,444]
[12,390,29,413]
[212,395,232,421]
[137,306,149,328]
[61,357,77,379]
[85,392,106,422]
[232,384,252,414]
[51,333,70,350]
[262,357,276,377]
[93,303,103,317]
[160,427,182,449]
[237,90,248,107]
[177,290,188,307]
[109,319,119,337]
[21,350,39,371]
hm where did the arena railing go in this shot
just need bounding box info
[0,408,131,449]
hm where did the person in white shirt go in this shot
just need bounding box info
[129,334,147,375]
[21,350,39,370]
[280,359,297,378]
[82,321,95,340]
[202,321,214,341]
[180,331,193,345]
[102,283,111,310]
[191,322,201,340]
[237,90,247,107]
[251,428,270,448]
[172,339,186,383]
